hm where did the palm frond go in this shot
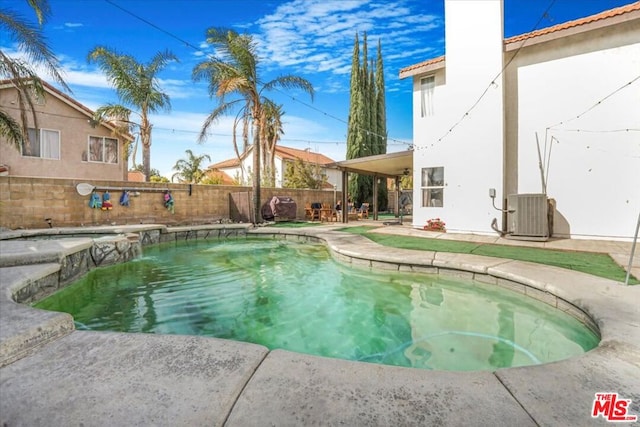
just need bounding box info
[263,75,315,101]
[0,8,68,89]
[197,99,242,143]
[0,110,25,149]
[26,0,51,25]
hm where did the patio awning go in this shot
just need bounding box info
[327,150,413,222]
[328,150,413,178]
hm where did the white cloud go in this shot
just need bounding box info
[63,69,111,88]
[251,0,442,92]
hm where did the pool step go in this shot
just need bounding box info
[0,263,75,368]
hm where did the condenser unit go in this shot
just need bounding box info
[506,193,549,241]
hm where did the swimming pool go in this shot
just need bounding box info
[35,238,600,371]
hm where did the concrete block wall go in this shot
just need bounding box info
[0,177,339,230]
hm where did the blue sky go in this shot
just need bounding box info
[2,0,634,178]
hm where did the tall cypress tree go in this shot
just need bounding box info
[346,33,360,162]
[375,39,388,210]
[346,33,388,209]
[346,32,367,205]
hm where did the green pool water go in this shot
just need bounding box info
[35,238,599,371]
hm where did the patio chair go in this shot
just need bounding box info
[305,202,321,221]
[358,203,369,219]
[321,203,338,222]
[347,202,359,221]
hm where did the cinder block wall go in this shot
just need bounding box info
[0,177,340,230]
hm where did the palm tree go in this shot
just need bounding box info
[87,46,177,181]
[171,149,211,183]
[260,100,284,187]
[1,0,69,152]
[227,101,251,184]
[193,27,314,223]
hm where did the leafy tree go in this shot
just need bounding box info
[374,40,388,210]
[232,170,246,186]
[346,32,368,206]
[283,158,327,189]
[346,33,388,210]
[193,28,313,222]
[171,149,211,183]
[150,175,169,183]
[88,47,177,181]
[1,0,69,152]
[200,175,224,185]
[131,165,167,182]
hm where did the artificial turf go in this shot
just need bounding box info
[337,226,638,284]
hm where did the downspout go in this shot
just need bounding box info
[625,211,640,286]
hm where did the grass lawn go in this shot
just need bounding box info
[337,226,638,284]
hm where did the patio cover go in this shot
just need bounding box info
[327,150,413,178]
[327,150,413,222]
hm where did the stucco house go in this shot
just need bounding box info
[400,1,640,240]
[208,145,342,189]
[0,80,132,181]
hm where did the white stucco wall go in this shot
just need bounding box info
[412,0,505,234]
[274,157,342,189]
[221,165,243,184]
[231,151,252,185]
[275,157,285,187]
[516,42,640,239]
[236,153,342,189]
[323,168,342,190]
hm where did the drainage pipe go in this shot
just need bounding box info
[625,211,640,286]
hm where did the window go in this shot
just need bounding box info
[22,128,60,159]
[89,136,118,164]
[420,76,435,117]
[421,167,444,207]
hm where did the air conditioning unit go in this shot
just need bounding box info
[506,193,549,241]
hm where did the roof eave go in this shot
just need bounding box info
[399,3,640,76]
[0,79,134,142]
[505,8,640,51]
[400,59,447,80]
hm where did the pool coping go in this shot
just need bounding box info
[1,224,639,426]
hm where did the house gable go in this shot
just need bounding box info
[0,80,131,180]
[208,145,340,188]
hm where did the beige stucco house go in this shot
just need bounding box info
[0,80,132,181]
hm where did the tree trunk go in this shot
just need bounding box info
[252,119,261,223]
[140,117,152,182]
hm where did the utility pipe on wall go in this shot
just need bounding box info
[624,211,640,286]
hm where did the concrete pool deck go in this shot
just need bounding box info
[0,223,638,426]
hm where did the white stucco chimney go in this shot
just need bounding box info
[415,0,506,234]
[445,0,504,91]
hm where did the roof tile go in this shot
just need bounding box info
[506,1,640,44]
[209,145,335,170]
